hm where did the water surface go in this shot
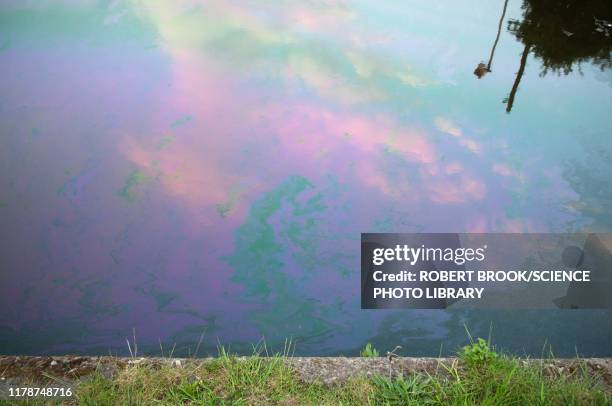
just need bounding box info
[1,0,611,356]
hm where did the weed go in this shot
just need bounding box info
[360,342,380,358]
[459,337,498,368]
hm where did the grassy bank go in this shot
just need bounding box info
[2,339,610,405]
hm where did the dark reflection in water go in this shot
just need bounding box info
[0,0,611,357]
[563,131,612,232]
[474,0,509,79]
[510,0,611,75]
[478,0,612,112]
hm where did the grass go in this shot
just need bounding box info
[1,339,610,405]
[372,339,610,406]
[74,343,373,405]
[360,342,380,358]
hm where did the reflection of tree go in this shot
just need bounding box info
[505,43,530,113]
[502,0,612,112]
[508,0,612,76]
[563,134,612,231]
[488,0,509,72]
[474,0,509,79]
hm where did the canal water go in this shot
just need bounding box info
[1,0,611,356]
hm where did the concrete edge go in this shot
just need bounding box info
[1,356,611,389]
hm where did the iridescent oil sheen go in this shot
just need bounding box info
[0,0,611,356]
